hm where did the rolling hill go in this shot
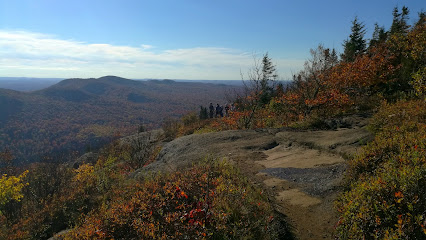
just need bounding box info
[0,77,63,92]
[0,76,238,164]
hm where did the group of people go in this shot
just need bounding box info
[209,103,234,118]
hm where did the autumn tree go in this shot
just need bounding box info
[341,16,367,62]
[330,45,397,106]
[0,170,28,214]
[287,44,342,117]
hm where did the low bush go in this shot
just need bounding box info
[162,117,181,141]
[62,159,277,239]
[367,99,425,134]
[336,100,426,239]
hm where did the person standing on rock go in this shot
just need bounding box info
[215,104,221,118]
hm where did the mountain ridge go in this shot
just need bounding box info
[0,76,239,164]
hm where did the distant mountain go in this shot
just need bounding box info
[174,80,244,86]
[0,77,63,91]
[0,76,239,164]
[0,77,291,92]
[0,89,25,123]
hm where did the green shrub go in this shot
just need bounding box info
[336,100,426,239]
[368,99,425,134]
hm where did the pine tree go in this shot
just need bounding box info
[389,6,410,36]
[341,16,367,62]
[330,48,339,65]
[369,23,387,49]
[199,106,208,120]
[259,52,278,105]
[414,10,425,29]
[236,52,278,128]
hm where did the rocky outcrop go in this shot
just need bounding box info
[133,124,371,240]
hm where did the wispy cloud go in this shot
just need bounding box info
[141,44,154,50]
[0,30,303,79]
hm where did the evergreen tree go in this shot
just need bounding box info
[369,23,387,49]
[259,52,278,105]
[261,53,278,82]
[237,52,278,128]
[389,6,410,36]
[341,16,367,62]
[414,11,425,29]
[330,48,339,65]
[199,106,208,120]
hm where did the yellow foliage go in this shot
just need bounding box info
[72,164,95,184]
[0,170,28,211]
[411,66,426,98]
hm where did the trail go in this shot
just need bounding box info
[134,119,371,239]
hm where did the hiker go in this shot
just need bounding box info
[209,103,214,118]
[215,104,220,118]
[224,104,230,117]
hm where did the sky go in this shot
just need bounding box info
[0,0,424,80]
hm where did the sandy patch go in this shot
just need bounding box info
[276,189,322,207]
[262,176,287,187]
[257,145,344,169]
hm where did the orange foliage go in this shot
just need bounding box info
[330,46,397,95]
[62,160,275,239]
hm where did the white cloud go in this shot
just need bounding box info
[141,44,154,50]
[0,30,303,79]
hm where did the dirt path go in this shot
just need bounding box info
[255,143,347,239]
[135,123,371,239]
[254,126,371,239]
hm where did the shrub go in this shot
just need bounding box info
[179,112,206,136]
[367,99,425,134]
[4,142,129,239]
[62,159,277,239]
[162,117,181,141]
[336,100,426,239]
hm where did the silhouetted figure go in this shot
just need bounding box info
[215,104,221,118]
[225,104,230,117]
[209,103,214,118]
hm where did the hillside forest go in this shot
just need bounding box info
[1,6,425,240]
[0,76,237,164]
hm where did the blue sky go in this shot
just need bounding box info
[0,0,424,80]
